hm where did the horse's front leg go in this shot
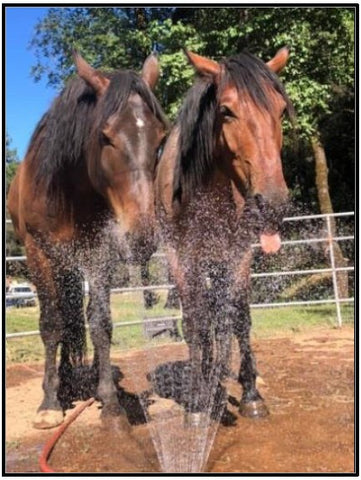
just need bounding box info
[24,239,64,429]
[230,252,269,418]
[232,301,269,418]
[207,263,233,381]
[87,278,123,417]
[184,281,226,425]
[36,300,64,428]
[167,252,208,419]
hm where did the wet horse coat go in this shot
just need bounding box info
[156,47,293,417]
[8,52,167,428]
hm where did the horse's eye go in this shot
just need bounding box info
[156,135,167,162]
[219,105,235,119]
[100,132,113,147]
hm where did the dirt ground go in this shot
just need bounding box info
[5,325,355,474]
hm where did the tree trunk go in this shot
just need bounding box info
[135,8,147,30]
[311,135,349,299]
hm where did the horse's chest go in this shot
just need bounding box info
[179,195,238,257]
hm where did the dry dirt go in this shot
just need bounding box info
[5,326,355,474]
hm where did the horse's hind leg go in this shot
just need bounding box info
[140,260,159,309]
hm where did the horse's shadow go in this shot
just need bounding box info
[58,364,147,425]
[146,360,237,426]
[58,361,237,427]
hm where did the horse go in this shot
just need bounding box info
[7,51,168,429]
[155,47,293,421]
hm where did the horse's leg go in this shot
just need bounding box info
[25,238,64,428]
[164,264,181,309]
[207,263,233,381]
[182,307,209,417]
[169,252,209,417]
[234,307,269,417]
[199,325,213,381]
[140,260,159,309]
[230,251,269,418]
[56,268,87,406]
[86,272,123,418]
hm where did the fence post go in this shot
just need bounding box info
[326,214,342,327]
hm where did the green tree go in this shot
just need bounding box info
[6,132,19,194]
[5,133,27,279]
[29,7,354,213]
[25,6,356,298]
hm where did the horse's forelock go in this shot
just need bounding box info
[222,52,294,118]
[93,70,168,141]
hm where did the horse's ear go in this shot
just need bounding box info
[184,50,221,78]
[142,53,160,90]
[73,50,110,96]
[266,47,289,74]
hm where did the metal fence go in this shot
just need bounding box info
[5,211,354,339]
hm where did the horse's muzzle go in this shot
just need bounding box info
[252,193,289,234]
[243,193,289,253]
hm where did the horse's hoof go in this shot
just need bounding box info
[33,410,64,429]
[239,400,269,418]
[184,412,209,428]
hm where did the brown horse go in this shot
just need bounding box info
[155,47,293,420]
[7,51,168,428]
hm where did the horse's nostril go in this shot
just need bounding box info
[253,194,264,209]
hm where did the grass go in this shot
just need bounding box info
[251,303,354,338]
[5,291,354,364]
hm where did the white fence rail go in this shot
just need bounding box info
[6,211,354,338]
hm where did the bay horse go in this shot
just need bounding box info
[7,51,168,428]
[155,47,293,420]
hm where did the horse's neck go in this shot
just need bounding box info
[177,169,237,236]
[197,168,244,216]
[19,150,108,238]
[156,126,246,222]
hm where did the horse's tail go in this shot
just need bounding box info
[59,270,87,368]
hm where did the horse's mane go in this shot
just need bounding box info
[173,50,294,203]
[27,69,167,206]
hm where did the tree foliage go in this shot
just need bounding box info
[6,132,19,194]
[29,7,355,211]
[5,133,26,277]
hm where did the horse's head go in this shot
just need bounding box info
[74,52,167,261]
[185,47,293,253]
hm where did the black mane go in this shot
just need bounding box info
[174,51,294,203]
[28,69,167,205]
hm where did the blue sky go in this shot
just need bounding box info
[5,6,58,160]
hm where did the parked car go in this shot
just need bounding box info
[6,283,37,308]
